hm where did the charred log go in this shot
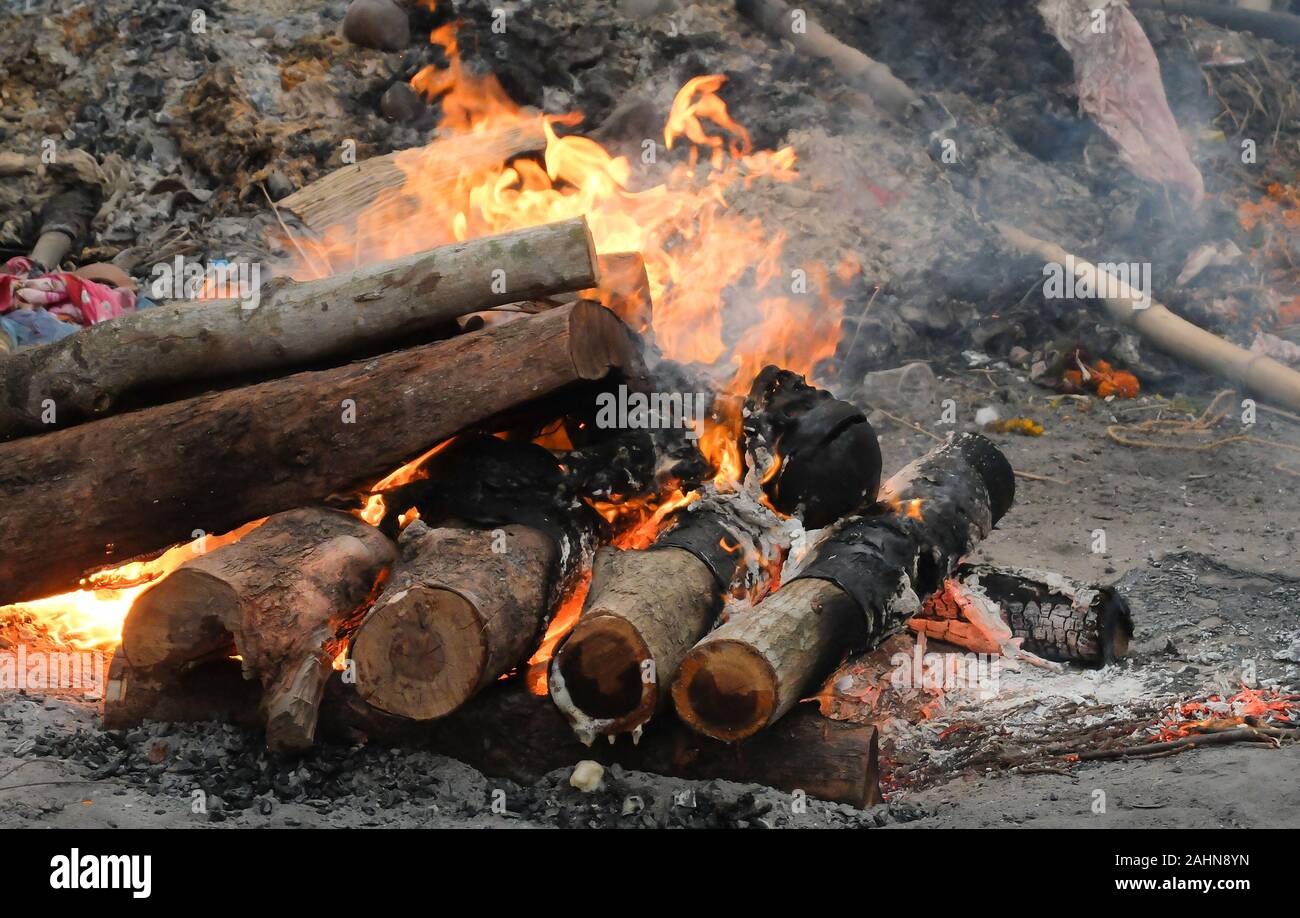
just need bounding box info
[953,563,1133,666]
[672,434,1015,741]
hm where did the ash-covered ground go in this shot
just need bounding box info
[2,0,1299,827]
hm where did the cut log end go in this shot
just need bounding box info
[671,640,779,742]
[121,570,237,669]
[350,585,488,721]
[550,615,654,731]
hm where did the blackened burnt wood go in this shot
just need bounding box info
[0,300,644,606]
[103,660,882,807]
[0,219,599,439]
[954,563,1133,666]
[743,364,881,528]
[119,508,395,753]
[549,368,882,741]
[672,434,1015,741]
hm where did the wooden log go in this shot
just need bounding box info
[0,218,599,438]
[0,300,644,606]
[549,546,722,741]
[550,366,881,741]
[672,434,1016,740]
[736,0,921,121]
[279,119,548,234]
[119,508,396,753]
[350,521,558,720]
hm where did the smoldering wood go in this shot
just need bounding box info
[119,508,396,753]
[953,562,1134,665]
[327,677,883,808]
[0,299,645,606]
[103,660,881,807]
[672,434,1015,741]
[0,218,599,438]
[548,545,722,741]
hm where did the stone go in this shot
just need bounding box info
[342,0,410,52]
[860,361,939,417]
[380,81,426,122]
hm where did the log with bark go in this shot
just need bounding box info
[672,433,1016,741]
[548,366,881,741]
[116,508,395,753]
[0,299,645,606]
[0,218,599,438]
[351,437,600,720]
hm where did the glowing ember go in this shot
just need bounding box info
[1154,686,1300,741]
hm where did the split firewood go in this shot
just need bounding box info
[118,508,396,753]
[672,433,1016,741]
[278,119,548,234]
[0,300,645,606]
[351,437,599,720]
[996,222,1300,413]
[0,218,599,438]
[549,367,881,742]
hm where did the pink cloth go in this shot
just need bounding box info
[1039,0,1204,206]
[0,256,136,325]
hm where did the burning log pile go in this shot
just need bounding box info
[29,0,1300,824]
[0,201,1081,806]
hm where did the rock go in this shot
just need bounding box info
[974,405,1000,426]
[380,81,426,122]
[1008,346,1031,367]
[568,760,605,792]
[342,0,410,52]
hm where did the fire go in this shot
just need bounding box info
[11,9,852,664]
[1154,686,1300,742]
[525,570,592,695]
[0,521,263,650]
[292,12,844,391]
